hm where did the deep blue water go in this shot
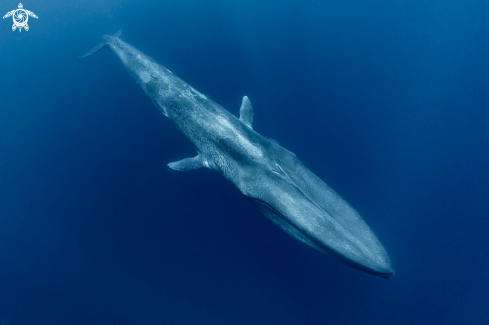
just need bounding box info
[1,0,488,324]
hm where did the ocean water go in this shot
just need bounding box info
[1,0,488,324]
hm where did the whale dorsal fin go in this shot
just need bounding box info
[168,154,207,171]
[239,96,253,129]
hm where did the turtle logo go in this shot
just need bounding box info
[3,3,38,32]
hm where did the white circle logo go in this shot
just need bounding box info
[3,3,38,32]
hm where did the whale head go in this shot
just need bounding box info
[241,139,394,279]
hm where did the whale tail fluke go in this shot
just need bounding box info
[79,29,122,58]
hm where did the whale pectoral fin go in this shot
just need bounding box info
[239,96,253,129]
[79,42,106,58]
[168,154,207,171]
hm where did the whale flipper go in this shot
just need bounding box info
[239,96,253,129]
[79,42,106,58]
[114,28,122,39]
[168,155,207,171]
[79,29,122,58]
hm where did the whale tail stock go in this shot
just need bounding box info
[79,29,122,58]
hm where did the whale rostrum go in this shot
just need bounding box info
[81,30,394,279]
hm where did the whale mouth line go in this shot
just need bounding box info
[251,198,393,279]
[251,198,345,256]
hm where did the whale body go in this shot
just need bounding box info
[81,31,394,279]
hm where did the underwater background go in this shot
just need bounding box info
[1,0,488,324]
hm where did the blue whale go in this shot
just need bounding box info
[81,30,394,279]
